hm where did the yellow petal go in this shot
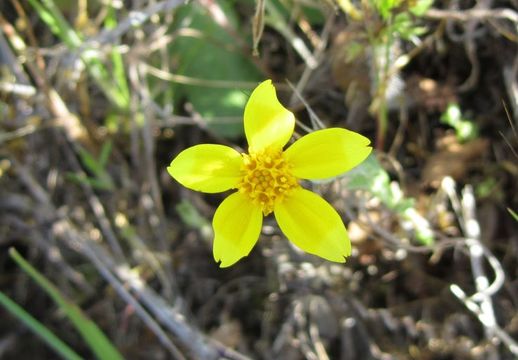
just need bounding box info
[213,192,263,267]
[244,80,295,153]
[167,144,243,193]
[274,188,351,262]
[284,128,372,180]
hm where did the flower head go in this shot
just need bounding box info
[168,80,372,267]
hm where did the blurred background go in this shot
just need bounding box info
[1,0,517,359]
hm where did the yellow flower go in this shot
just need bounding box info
[168,80,372,267]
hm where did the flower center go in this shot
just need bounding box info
[238,149,299,215]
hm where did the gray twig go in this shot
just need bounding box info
[442,177,518,356]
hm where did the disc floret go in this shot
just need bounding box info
[238,149,299,215]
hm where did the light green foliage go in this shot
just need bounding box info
[104,6,131,108]
[508,208,518,222]
[298,1,326,25]
[26,0,82,48]
[373,0,434,41]
[267,0,326,25]
[374,0,434,19]
[389,11,428,40]
[346,155,413,212]
[410,0,435,16]
[339,0,434,148]
[176,200,209,229]
[27,0,130,110]
[440,103,479,142]
[6,248,124,360]
[345,155,435,245]
[170,1,262,138]
[476,177,502,200]
[67,141,115,191]
[104,111,128,133]
[176,200,212,239]
[374,0,402,20]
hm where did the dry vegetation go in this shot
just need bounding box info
[1,0,518,359]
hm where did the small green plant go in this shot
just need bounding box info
[375,0,434,39]
[67,141,114,191]
[176,200,212,239]
[337,0,434,149]
[475,177,502,200]
[27,0,130,110]
[345,155,435,245]
[440,103,479,142]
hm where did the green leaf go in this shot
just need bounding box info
[507,208,518,222]
[392,12,414,38]
[373,0,402,19]
[300,4,326,25]
[440,103,478,142]
[27,0,82,48]
[410,0,434,16]
[105,6,130,104]
[98,140,113,168]
[8,248,124,360]
[176,200,212,239]
[344,155,434,245]
[27,0,129,109]
[0,291,83,360]
[76,145,103,176]
[176,200,210,229]
[69,142,114,191]
[170,1,262,138]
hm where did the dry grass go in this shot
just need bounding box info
[1,0,517,359]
